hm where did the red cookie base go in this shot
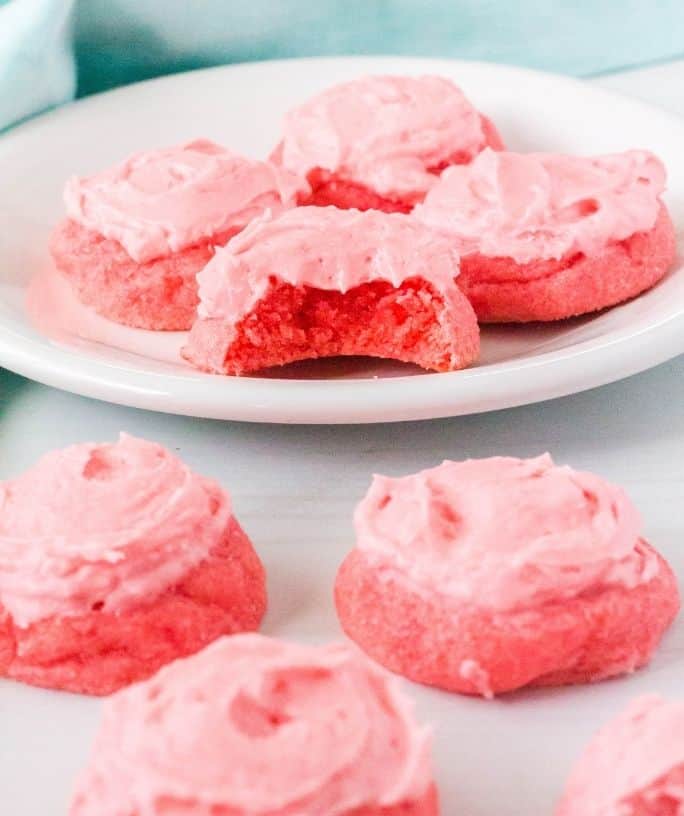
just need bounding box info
[49,219,236,331]
[0,518,266,695]
[335,541,679,697]
[182,278,480,375]
[458,204,677,322]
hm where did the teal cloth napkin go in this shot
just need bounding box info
[0,0,75,130]
[3,0,684,129]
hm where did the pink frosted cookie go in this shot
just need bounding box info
[182,206,479,375]
[414,149,677,321]
[50,139,307,330]
[557,696,684,815]
[70,634,439,816]
[271,75,504,213]
[335,455,679,697]
[0,434,266,695]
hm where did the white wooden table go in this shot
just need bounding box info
[1,60,683,816]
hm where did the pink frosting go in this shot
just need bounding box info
[354,454,658,612]
[414,149,666,262]
[0,434,230,627]
[70,634,434,816]
[196,205,461,324]
[557,696,684,815]
[64,139,308,263]
[277,75,487,199]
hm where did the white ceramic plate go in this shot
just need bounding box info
[0,56,683,423]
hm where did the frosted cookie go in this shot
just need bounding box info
[414,149,676,321]
[50,139,307,330]
[335,455,679,697]
[0,434,266,695]
[182,206,479,375]
[271,75,503,213]
[557,696,684,815]
[70,634,439,816]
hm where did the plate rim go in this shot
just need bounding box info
[8,53,684,137]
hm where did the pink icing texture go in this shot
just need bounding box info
[64,139,307,263]
[355,454,658,612]
[557,696,684,815]
[70,634,435,816]
[414,149,666,263]
[196,205,461,324]
[276,75,489,199]
[0,433,231,627]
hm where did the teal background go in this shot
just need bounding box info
[1,0,684,129]
[73,0,684,95]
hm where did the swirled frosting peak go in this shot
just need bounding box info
[276,75,488,199]
[415,148,666,262]
[0,434,231,626]
[70,634,434,815]
[64,139,307,263]
[355,454,657,611]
